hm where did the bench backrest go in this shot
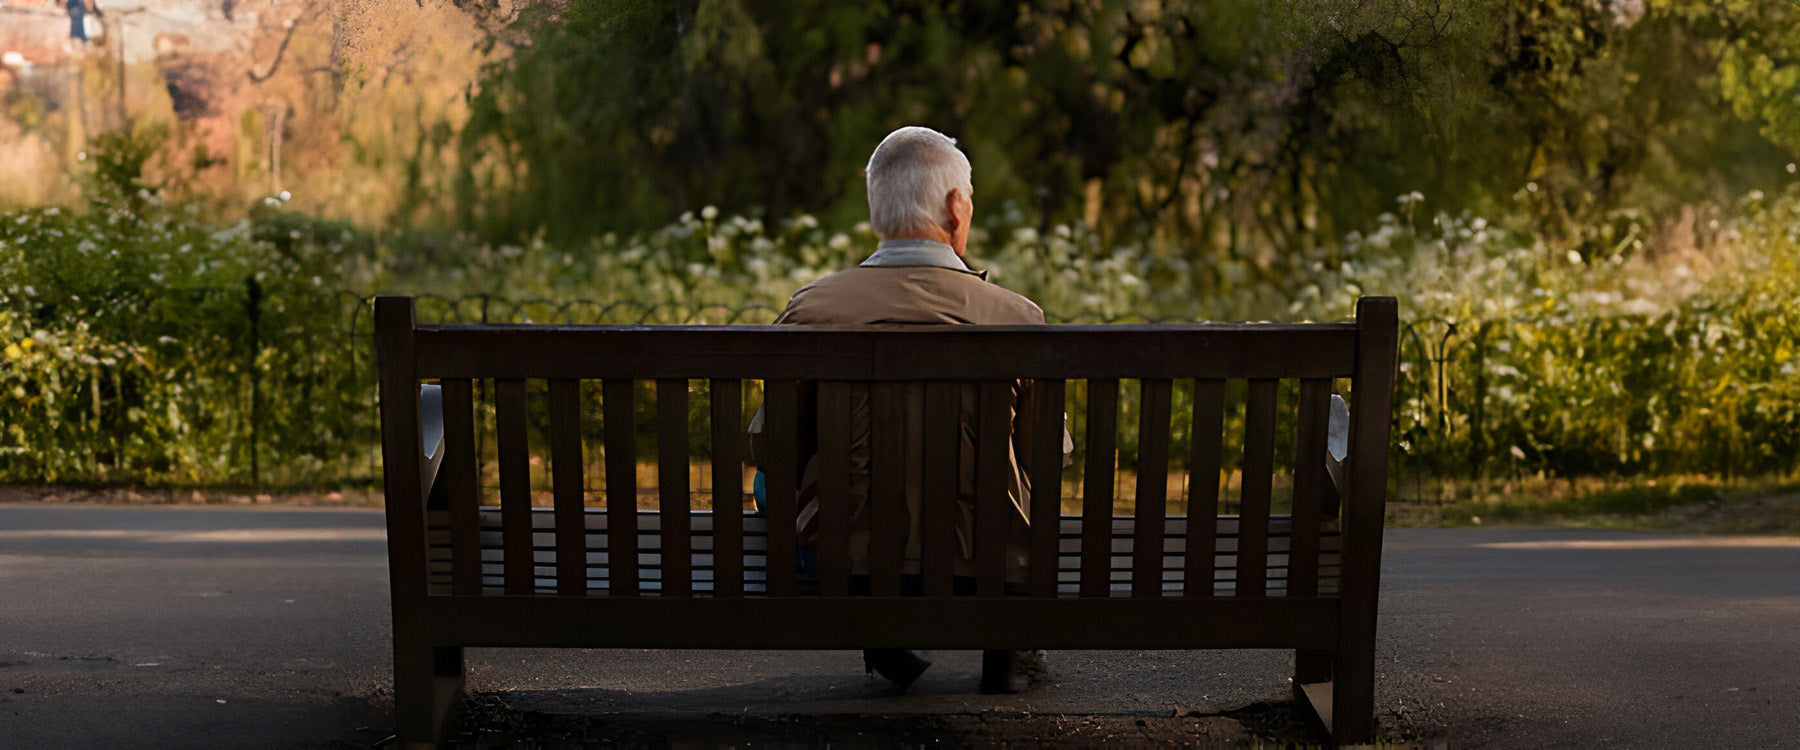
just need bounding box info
[376,296,1397,608]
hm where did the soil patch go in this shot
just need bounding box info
[446,693,1339,747]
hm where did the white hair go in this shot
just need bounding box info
[865,126,973,238]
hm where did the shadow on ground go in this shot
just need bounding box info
[444,690,1329,747]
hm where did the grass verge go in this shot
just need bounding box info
[1389,475,1800,534]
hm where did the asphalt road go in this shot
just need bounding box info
[1,503,1795,747]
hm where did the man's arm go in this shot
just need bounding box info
[1322,394,1349,516]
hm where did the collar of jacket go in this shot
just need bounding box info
[859,238,987,280]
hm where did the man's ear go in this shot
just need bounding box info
[945,189,965,231]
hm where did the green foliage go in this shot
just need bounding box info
[0,182,361,484]
[451,0,1796,266]
[85,123,171,205]
[12,180,1794,486]
[1670,1,1800,152]
[1363,191,1800,481]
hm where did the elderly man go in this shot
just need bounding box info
[765,126,1053,694]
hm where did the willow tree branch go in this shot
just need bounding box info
[247,15,304,83]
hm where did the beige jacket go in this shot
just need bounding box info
[766,240,1050,579]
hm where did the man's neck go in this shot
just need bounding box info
[881,231,964,257]
[862,238,981,277]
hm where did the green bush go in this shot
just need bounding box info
[0,190,364,485]
[2,187,1795,487]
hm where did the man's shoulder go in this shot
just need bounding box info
[780,265,1044,325]
[938,269,1044,323]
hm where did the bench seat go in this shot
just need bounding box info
[424,508,1340,597]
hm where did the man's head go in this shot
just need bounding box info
[866,126,974,256]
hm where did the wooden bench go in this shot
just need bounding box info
[375,295,1399,745]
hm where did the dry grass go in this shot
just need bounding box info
[1389,474,1800,534]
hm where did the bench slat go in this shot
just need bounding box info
[975,381,1013,597]
[1238,378,1277,598]
[1186,378,1225,598]
[549,379,587,596]
[709,380,744,597]
[920,383,959,596]
[1081,379,1118,597]
[603,379,640,596]
[815,381,853,596]
[658,379,693,597]
[1133,379,1172,598]
[868,383,906,597]
[1290,378,1330,598]
[1027,379,1065,597]
[762,380,800,596]
[495,378,534,596]
[410,325,1361,381]
[442,379,482,596]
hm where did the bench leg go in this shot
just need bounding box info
[1294,648,1332,684]
[394,642,465,745]
[1331,639,1377,743]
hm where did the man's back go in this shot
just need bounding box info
[771,253,1048,580]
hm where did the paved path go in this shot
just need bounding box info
[1,504,1795,747]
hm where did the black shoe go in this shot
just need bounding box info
[863,649,932,691]
[979,649,1049,694]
